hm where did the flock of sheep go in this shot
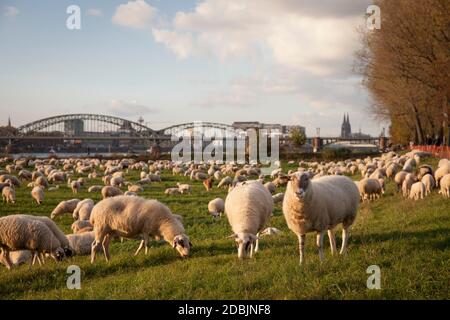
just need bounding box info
[0,149,449,270]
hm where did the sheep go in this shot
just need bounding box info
[34,176,49,188]
[272,176,290,187]
[110,176,124,188]
[0,215,65,269]
[90,196,191,263]
[402,174,416,198]
[272,192,285,204]
[124,191,138,196]
[67,232,97,256]
[165,188,182,195]
[208,198,225,218]
[101,186,123,199]
[283,173,360,264]
[409,182,426,200]
[2,186,16,204]
[176,183,191,194]
[203,178,213,191]
[394,171,409,191]
[31,186,44,205]
[225,181,273,259]
[148,174,161,182]
[421,174,436,195]
[70,180,81,194]
[417,165,433,180]
[264,182,276,194]
[0,250,33,267]
[51,199,81,219]
[217,176,233,188]
[71,220,93,233]
[73,199,95,221]
[434,164,450,187]
[438,174,450,198]
[88,185,103,193]
[128,184,143,193]
[358,178,383,201]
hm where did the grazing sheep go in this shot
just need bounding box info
[438,174,450,198]
[67,232,97,256]
[70,181,81,194]
[272,176,290,187]
[272,192,285,204]
[421,174,436,195]
[73,199,95,221]
[208,198,225,218]
[31,186,44,205]
[128,185,143,193]
[435,164,450,187]
[264,182,276,194]
[2,186,16,204]
[71,220,93,233]
[417,165,433,180]
[0,250,33,267]
[358,178,383,201]
[217,176,233,188]
[110,176,124,188]
[51,199,81,219]
[0,216,65,269]
[165,188,182,195]
[402,174,416,198]
[88,185,103,193]
[203,178,213,191]
[34,176,49,189]
[409,182,426,200]
[176,183,191,194]
[90,196,191,263]
[101,186,123,199]
[225,181,273,259]
[394,171,409,191]
[283,173,360,264]
[148,174,161,182]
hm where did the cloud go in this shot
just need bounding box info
[87,8,103,17]
[152,0,371,76]
[4,6,19,17]
[107,100,158,117]
[112,0,157,30]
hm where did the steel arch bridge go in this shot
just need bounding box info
[17,114,158,137]
[157,122,241,137]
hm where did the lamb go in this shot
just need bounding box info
[0,215,65,269]
[264,182,276,194]
[71,220,93,233]
[421,174,436,195]
[90,196,191,263]
[0,250,33,267]
[67,232,97,256]
[272,192,285,204]
[283,173,360,264]
[208,198,225,218]
[409,182,426,200]
[402,174,416,198]
[438,174,450,198]
[72,199,95,220]
[2,186,16,204]
[225,181,274,259]
[165,188,182,195]
[101,186,123,199]
[51,199,81,219]
[31,186,44,205]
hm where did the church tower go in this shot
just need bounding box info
[341,113,352,138]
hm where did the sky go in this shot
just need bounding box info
[0,0,387,136]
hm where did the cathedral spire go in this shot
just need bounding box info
[7,116,11,127]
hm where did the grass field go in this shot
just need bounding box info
[0,158,449,300]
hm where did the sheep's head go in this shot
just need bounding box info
[228,233,258,259]
[52,248,66,262]
[172,234,192,258]
[290,173,310,199]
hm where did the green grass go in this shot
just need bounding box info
[0,158,449,300]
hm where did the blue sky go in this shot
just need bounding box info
[0,0,386,136]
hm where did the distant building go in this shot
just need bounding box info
[231,122,305,137]
[341,113,352,138]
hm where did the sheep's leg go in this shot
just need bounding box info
[40,253,46,264]
[340,226,351,255]
[1,249,12,270]
[254,233,260,253]
[328,229,337,256]
[298,234,306,265]
[249,243,254,259]
[91,234,104,264]
[102,235,111,262]
[316,231,325,262]
[143,234,149,255]
[134,240,145,256]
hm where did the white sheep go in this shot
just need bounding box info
[67,232,98,256]
[208,198,225,218]
[283,173,360,264]
[264,182,276,194]
[409,182,426,200]
[0,250,33,268]
[128,184,143,193]
[217,176,233,188]
[2,186,16,204]
[225,181,274,259]
[51,199,81,219]
[101,186,123,199]
[90,196,191,263]
[421,174,435,195]
[435,164,450,187]
[72,199,95,220]
[438,173,450,198]
[31,186,44,205]
[70,180,81,194]
[0,215,65,269]
[402,174,416,198]
[176,183,191,194]
[88,185,103,193]
[165,188,182,195]
[358,178,383,201]
[71,220,93,233]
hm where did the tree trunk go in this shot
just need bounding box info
[411,104,424,144]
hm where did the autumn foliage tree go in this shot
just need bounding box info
[355,0,450,145]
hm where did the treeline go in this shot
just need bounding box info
[355,0,450,145]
